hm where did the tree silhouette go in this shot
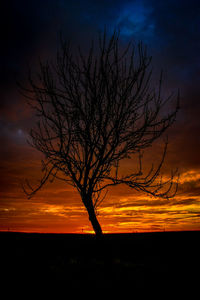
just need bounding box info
[20,31,179,236]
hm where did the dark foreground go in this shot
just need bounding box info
[0,231,199,294]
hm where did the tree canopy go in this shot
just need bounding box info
[20,31,179,235]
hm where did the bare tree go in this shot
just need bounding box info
[20,31,179,236]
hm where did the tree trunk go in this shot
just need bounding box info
[88,206,103,236]
[83,196,103,236]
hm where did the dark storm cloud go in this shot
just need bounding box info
[1,1,52,85]
[149,0,200,67]
[1,0,199,87]
[1,0,200,162]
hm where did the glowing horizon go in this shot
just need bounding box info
[1,167,200,234]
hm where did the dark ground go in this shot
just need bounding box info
[0,231,199,295]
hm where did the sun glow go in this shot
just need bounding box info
[1,169,200,233]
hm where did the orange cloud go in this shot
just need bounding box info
[1,132,200,234]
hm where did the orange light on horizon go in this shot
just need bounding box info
[1,166,200,234]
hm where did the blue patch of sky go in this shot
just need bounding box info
[113,1,155,42]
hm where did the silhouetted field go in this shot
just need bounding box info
[0,231,199,294]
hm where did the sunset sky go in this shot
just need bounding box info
[1,0,200,233]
